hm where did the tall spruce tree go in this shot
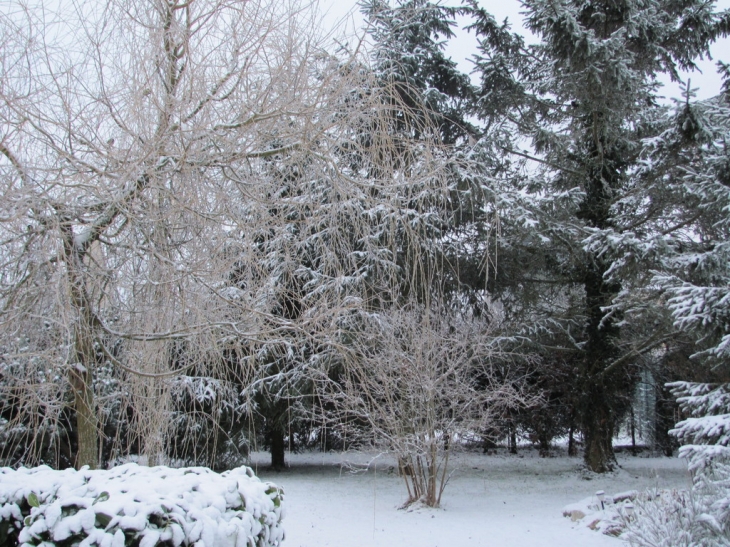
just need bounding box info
[469,0,728,471]
[223,8,472,465]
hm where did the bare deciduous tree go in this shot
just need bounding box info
[0,0,457,470]
[0,0,321,469]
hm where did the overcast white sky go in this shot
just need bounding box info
[319,0,730,102]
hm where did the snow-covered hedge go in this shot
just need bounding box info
[0,463,284,547]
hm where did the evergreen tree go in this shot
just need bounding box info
[468,0,728,472]
[624,379,730,546]
[219,31,463,467]
[361,0,476,146]
[630,70,730,466]
[670,380,730,468]
[647,79,730,371]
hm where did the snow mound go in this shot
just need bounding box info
[563,490,638,537]
[0,463,284,547]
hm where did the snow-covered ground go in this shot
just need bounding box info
[251,448,691,547]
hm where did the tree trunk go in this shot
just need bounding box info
[568,63,631,471]
[72,371,98,469]
[582,392,616,473]
[568,424,577,457]
[567,406,578,457]
[630,406,637,455]
[426,441,438,506]
[655,384,678,457]
[580,254,621,473]
[70,315,99,469]
[538,432,550,458]
[66,241,100,470]
[269,426,286,470]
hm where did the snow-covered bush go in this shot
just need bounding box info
[623,476,730,547]
[0,463,284,547]
[624,381,730,546]
[562,489,638,536]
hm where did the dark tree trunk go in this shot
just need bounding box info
[62,225,100,470]
[655,384,679,457]
[582,394,616,472]
[630,406,637,455]
[68,276,99,469]
[269,426,286,470]
[70,313,99,470]
[568,405,579,457]
[538,430,551,458]
[482,436,497,453]
[579,262,620,473]
[578,177,623,472]
[568,424,577,457]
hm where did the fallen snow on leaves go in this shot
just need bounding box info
[0,463,284,547]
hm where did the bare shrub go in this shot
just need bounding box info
[316,302,534,507]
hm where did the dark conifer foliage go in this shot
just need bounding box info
[361,0,477,145]
[468,0,729,471]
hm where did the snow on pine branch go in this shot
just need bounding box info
[669,381,730,472]
[669,382,730,418]
[672,415,730,449]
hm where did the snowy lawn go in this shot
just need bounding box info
[251,448,690,547]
